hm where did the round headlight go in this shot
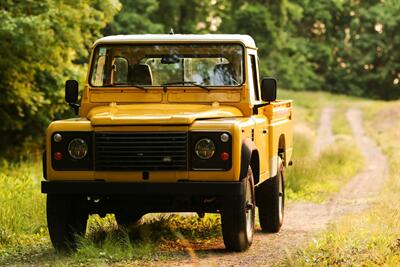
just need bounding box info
[68,138,88,159]
[195,138,216,159]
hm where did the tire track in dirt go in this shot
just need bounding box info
[149,108,388,267]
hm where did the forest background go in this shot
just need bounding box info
[0,0,399,158]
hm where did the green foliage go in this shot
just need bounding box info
[103,0,163,34]
[294,0,400,99]
[104,0,228,34]
[2,0,400,154]
[0,0,120,157]
[225,1,323,90]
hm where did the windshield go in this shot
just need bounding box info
[89,44,244,87]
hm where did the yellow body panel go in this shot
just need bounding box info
[86,103,244,126]
[46,35,293,186]
[168,91,241,103]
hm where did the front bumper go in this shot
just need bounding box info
[41,180,244,196]
[42,180,244,213]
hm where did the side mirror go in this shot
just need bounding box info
[261,77,277,102]
[65,80,80,115]
[65,80,79,103]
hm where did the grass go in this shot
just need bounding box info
[331,109,353,136]
[0,160,47,248]
[280,89,363,202]
[278,90,328,125]
[0,199,222,266]
[0,160,224,265]
[287,99,400,266]
[285,134,362,202]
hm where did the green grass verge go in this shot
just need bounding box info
[0,160,46,247]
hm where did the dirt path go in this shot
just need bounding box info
[148,108,388,267]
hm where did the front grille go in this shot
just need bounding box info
[95,132,188,171]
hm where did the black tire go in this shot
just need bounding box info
[47,194,88,252]
[115,212,143,229]
[221,166,255,252]
[257,158,285,233]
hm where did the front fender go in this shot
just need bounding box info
[239,138,259,180]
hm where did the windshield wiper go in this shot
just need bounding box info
[126,83,148,91]
[161,81,211,92]
[111,83,148,91]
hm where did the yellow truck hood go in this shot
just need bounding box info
[87,103,243,125]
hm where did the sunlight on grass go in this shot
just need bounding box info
[288,100,400,266]
[73,213,222,264]
[290,169,400,266]
[331,110,352,136]
[0,211,222,265]
[285,133,363,203]
[279,89,364,203]
[279,90,328,125]
[0,159,222,265]
[0,160,47,247]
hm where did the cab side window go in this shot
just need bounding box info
[249,54,260,101]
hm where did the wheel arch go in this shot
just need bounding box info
[240,138,260,185]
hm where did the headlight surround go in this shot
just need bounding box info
[190,131,232,171]
[51,132,93,171]
[195,138,216,159]
[68,138,88,159]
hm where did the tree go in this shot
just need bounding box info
[103,0,163,35]
[218,0,323,90]
[0,0,120,157]
[292,0,400,98]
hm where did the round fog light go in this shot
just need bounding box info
[220,133,229,143]
[68,138,88,159]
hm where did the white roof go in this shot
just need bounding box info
[94,34,257,48]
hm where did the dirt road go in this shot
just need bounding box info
[153,108,388,267]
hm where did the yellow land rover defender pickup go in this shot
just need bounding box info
[41,34,293,252]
